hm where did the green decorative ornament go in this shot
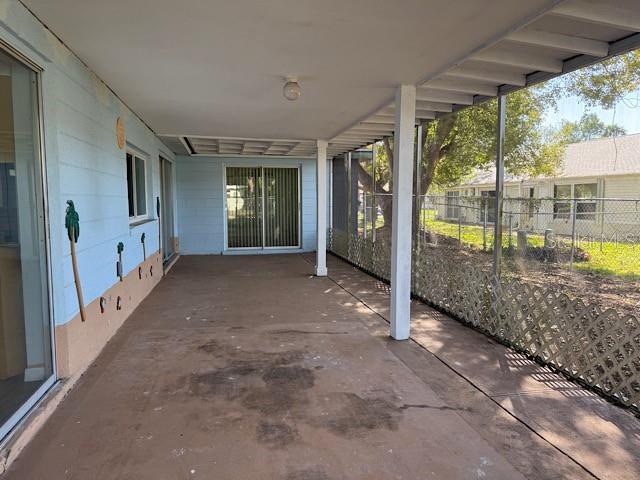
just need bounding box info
[65,200,80,243]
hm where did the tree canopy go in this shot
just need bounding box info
[553,113,626,144]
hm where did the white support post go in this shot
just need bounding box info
[390,85,416,340]
[315,140,328,276]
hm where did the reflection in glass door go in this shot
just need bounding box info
[264,167,299,247]
[225,166,299,249]
[0,48,53,439]
[226,167,263,248]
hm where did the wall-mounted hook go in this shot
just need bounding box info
[117,242,124,281]
[116,296,122,311]
[141,232,146,260]
[100,296,107,314]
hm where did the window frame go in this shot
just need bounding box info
[574,182,597,222]
[445,190,460,220]
[553,184,572,220]
[552,182,598,221]
[126,149,149,223]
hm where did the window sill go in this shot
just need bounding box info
[129,218,156,229]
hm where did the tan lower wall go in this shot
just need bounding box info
[55,250,164,379]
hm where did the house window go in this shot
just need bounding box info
[553,184,572,220]
[126,151,147,220]
[446,191,460,219]
[575,183,597,221]
[553,183,597,221]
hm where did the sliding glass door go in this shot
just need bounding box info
[225,166,299,250]
[0,47,53,440]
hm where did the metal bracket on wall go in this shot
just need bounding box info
[117,242,124,281]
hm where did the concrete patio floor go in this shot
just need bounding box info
[3,254,638,479]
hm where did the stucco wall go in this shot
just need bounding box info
[0,1,175,328]
[176,155,317,254]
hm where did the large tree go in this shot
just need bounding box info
[357,49,640,233]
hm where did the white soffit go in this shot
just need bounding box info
[21,0,566,156]
[330,0,640,157]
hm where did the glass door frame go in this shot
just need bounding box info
[159,155,176,265]
[223,164,302,251]
[0,39,57,442]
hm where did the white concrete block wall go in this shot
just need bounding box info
[0,1,175,325]
[176,155,317,254]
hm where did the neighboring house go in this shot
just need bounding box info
[435,133,640,237]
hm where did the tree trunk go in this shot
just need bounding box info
[412,117,455,238]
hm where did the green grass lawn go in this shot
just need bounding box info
[423,216,640,280]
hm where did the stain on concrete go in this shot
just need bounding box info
[263,365,315,390]
[256,420,297,449]
[242,386,304,415]
[319,393,401,438]
[187,339,405,445]
[197,339,221,354]
[285,467,329,480]
[189,362,259,400]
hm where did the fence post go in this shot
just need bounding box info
[362,191,367,239]
[415,125,423,250]
[570,198,577,270]
[458,211,462,245]
[508,212,513,249]
[599,198,605,252]
[492,94,506,279]
[371,143,377,243]
[483,199,488,252]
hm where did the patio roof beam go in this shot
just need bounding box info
[505,29,609,57]
[352,123,397,132]
[471,48,563,73]
[415,88,474,105]
[415,101,452,113]
[349,131,393,138]
[447,65,526,87]
[379,106,436,120]
[425,77,498,97]
[550,1,640,32]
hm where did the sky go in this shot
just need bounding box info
[542,89,640,135]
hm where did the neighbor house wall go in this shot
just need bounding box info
[0,1,174,377]
[175,155,317,254]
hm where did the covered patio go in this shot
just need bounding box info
[3,253,638,479]
[0,0,639,478]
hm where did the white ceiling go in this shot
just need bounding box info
[23,0,564,149]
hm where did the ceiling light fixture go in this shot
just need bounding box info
[283,76,301,101]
